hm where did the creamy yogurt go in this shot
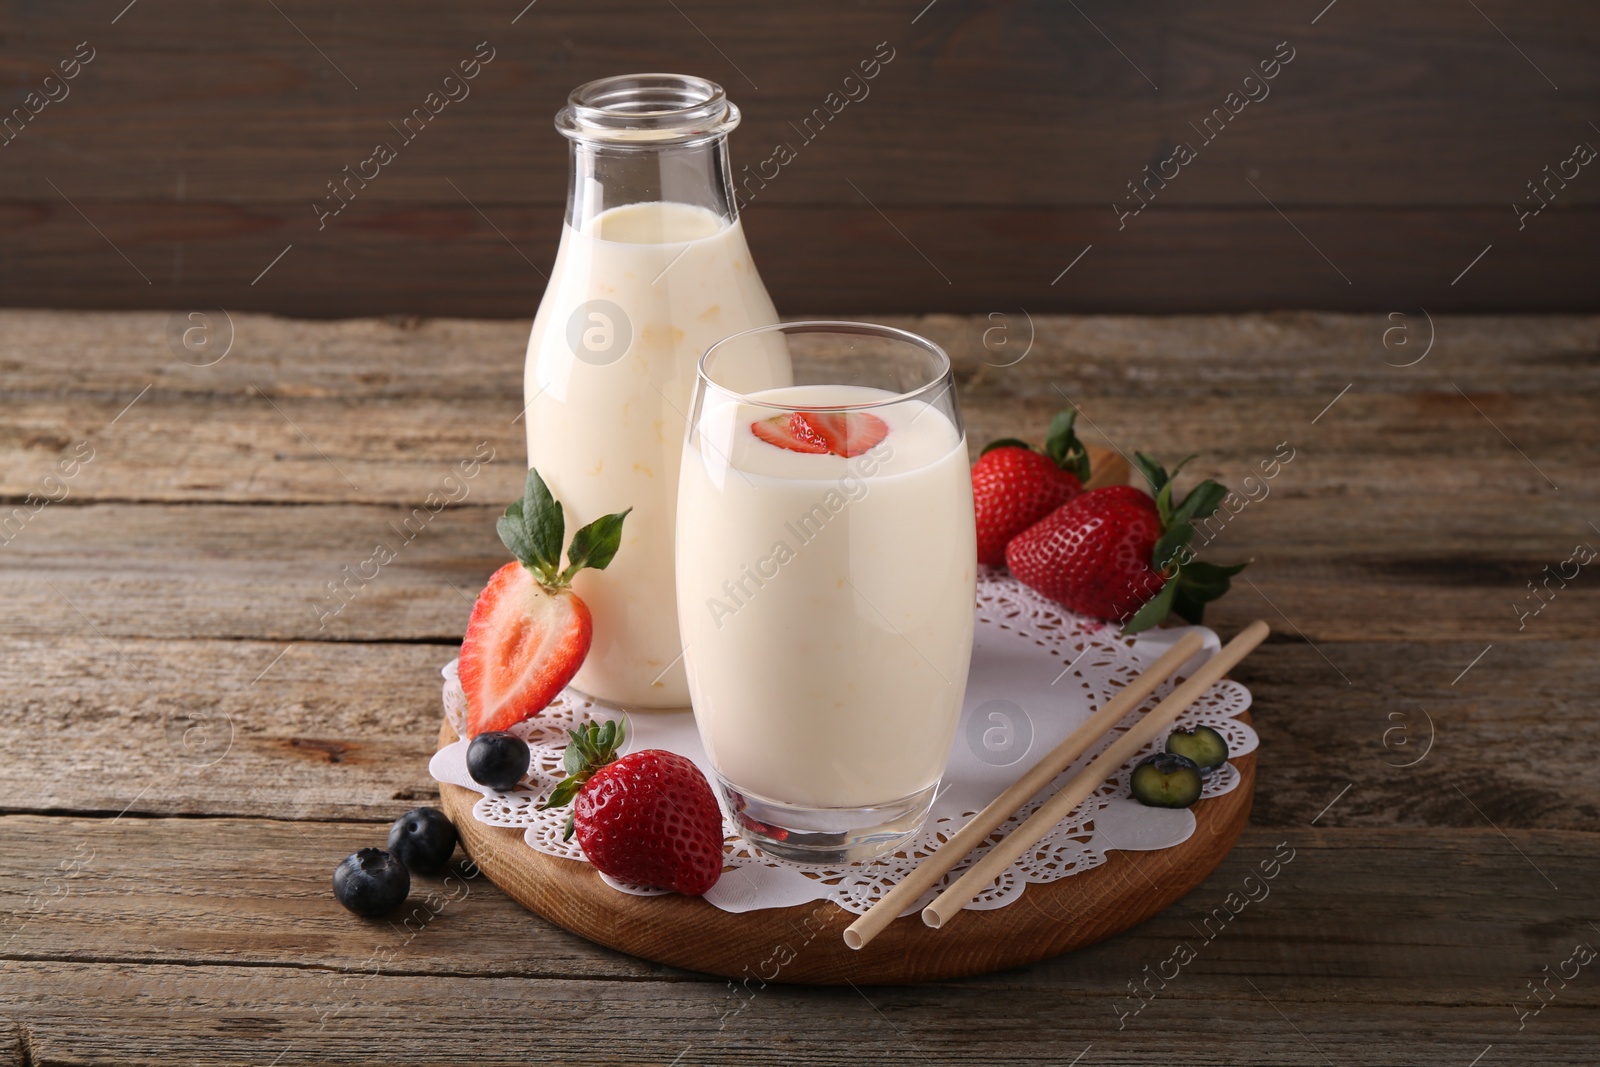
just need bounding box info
[525,201,782,707]
[677,384,976,808]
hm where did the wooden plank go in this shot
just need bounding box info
[1,821,1594,994]
[1,636,1594,826]
[3,389,1594,503]
[2,497,1593,643]
[0,638,459,821]
[3,202,1597,316]
[1222,640,1598,832]
[0,310,532,400]
[0,815,652,980]
[3,947,1597,1064]
[5,309,1598,400]
[1,1,1595,207]
[2,310,1596,505]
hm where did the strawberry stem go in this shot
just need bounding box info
[1043,409,1092,484]
[1122,452,1250,635]
[497,468,631,592]
[539,719,626,840]
[980,407,1090,483]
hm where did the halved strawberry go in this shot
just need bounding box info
[751,412,830,454]
[459,563,591,736]
[458,469,630,737]
[750,410,889,458]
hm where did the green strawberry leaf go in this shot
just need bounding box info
[1121,579,1177,635]
[1180,558,1249,588]
[1133,452,1169,496]
[496,501,536,567]
[593,718,621,759]
[562,729,589,776]
[1154,480,1176,526]
[1043,409,1091,483]
[1143,453,1199,526]
[542,720,626,814]
[559,508,632,584]
[1171,582,1211,625]
[539,776,583,811]
[519,468,565,576]
[1173,479,1228,523]
[1174,571,1228,603]
[1170,558,1250,623]
[980,437,1035,457]
[1116,453,1247,631]
[1152,478,1229,570]
[1152,523,1197,574]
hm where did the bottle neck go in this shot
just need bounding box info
[566,136,738,233]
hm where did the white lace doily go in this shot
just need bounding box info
[430,571,1256,917]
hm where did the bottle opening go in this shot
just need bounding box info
[557,73,740,145]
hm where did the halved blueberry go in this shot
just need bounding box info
[1166,725,1229,774]
[1131,753,1204,809]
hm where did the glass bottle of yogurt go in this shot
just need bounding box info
[524,74,782,708]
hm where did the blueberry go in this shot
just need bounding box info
[387,806,458,875]
[333,848,409,917]
[1130,753,1204,809]
[1166,725,1229,774]
[467,731,531,792]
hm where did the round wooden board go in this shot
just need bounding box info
[435,713,1254,985]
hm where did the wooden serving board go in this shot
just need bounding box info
[432,446,1256,983]
[435,714,1253,986]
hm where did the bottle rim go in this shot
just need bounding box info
[556,73,741,145]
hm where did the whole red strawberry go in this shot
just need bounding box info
[972,409,1089,566]
[1007,486,1165,620]
[540,720,724,896]
[1006,453,1247,633]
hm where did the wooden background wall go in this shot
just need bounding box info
[1,0,1596,317]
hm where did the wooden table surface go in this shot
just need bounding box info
[2,310,1596,1065]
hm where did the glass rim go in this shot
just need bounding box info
[698,320,955,413]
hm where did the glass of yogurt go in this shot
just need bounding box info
[677,322,976,863]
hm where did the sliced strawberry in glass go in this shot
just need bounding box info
[802,411,889,458]
[750,412,832,454]
[750,409,891,458]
